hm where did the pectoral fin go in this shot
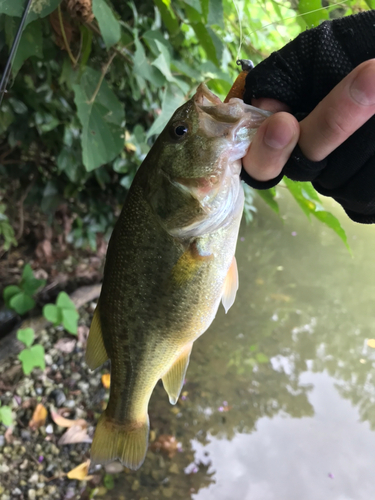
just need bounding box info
[162,343,193,405]
[221,256,239,314]
[171,241,213,285]
[85,303,109,370]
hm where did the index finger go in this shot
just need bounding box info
[299,59,375,162]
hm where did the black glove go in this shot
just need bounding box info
[241,10,375,223]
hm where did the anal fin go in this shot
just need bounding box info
[85,303,109,370]
[162,343,192,405]
[221,256,239,314]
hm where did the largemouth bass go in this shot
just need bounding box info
[85,83,270,470]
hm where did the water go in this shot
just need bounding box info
[105,191,375,500]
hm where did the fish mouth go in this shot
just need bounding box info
[194,83,222,107]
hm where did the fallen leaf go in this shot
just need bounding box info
[29,403,48,430]
[4,426,14,444]
[54,338,77,354]
[150,434,180,458]
[367,339,375,349]
[58,424,92,445]
[67,460,93,480]
[77,325,89,345]
[50,409,87,429]
[101,373,110,389]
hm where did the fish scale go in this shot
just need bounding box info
[85,82,270,470]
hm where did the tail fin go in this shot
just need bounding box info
[90,411,149,470]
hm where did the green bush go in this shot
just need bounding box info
[3,264,46,315]
[0,0,367,251]
[43,291,79,334]
[17,327,46,375]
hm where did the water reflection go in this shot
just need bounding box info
[103,193,375,499]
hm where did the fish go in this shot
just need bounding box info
[85,83,270,470]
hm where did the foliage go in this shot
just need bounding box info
[283,179,350,251]
[3,264,46,315]
[0,401,13,427]
[17,327,46,375]
[0,200,17,252]
[0,0,370,252]
[43,291,79,334]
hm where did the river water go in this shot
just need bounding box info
[106,190,375,500]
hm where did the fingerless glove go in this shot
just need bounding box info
[242,10,375,223]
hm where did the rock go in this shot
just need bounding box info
[162,488,174,498]
[45,424,53,434]
[29,472,39,484]
[12,488,22,496]
[0,464,9,473]
[0,435,4,447]
[44,354,53,365]
[21,430,31,441]
[28,489,36,500]
[49,389,66,407]
[105,462,124,474]
[168,463,179,474]
[131,480,140,491]
[65,400,75,408]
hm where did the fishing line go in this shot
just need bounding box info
[232,0,243,62]
[0,0,33,106]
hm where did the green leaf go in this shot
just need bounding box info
[0,0,24,16]
[133,38,166,88]
[183,0,202,13]
[257,188,279,214]
[80,25,93,69]
[62,308,79,335]
[207,0,224,28]
[3,285,21,305]
[153,0,179,35]
[43,304,61,325]
[151,40,190,93]
[12,20,43,76]
[56,291,76,310]
[92,0,121,49]
[0,406,13,427]
[21,264,46,295]
[284,179,350,250]
[191,22,222,66]
[298,0,328,29]
[17,327,35,348]
[0,0,62,23]
[18,345,45,375]
[28,0,62,25]
[104,473,115,490]
[147,84,185,138]
[57,147,85,183]
[73,67,125,172]
[9,292,35,315]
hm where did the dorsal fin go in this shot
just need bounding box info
[85,303,109,370]
[221,256,239,313]
[162,343,193,405]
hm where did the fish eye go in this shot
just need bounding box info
[170,123,189,140]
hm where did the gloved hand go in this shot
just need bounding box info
[241,10,375,223]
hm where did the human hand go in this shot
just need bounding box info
[243,60,375,183]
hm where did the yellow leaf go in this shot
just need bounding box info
[67,460,93,480]
[51,410,87,429]
[367,339,375,348]
[101,373,111,388]
[29,403,47,430]
[125,142,137,152]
